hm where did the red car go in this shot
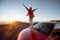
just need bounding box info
[17,22,60,40]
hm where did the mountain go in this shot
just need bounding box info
[0,21,38,40]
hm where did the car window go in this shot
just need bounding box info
[52,23,60,36]
[54,23,60,29]
[33,22,55,34]
[40,23,55,34]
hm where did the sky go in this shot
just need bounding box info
[0,0,60,22]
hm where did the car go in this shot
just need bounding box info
[17,22,60,40]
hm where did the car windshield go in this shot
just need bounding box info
[33,22,55,34]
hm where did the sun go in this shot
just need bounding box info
[9,20,16,24]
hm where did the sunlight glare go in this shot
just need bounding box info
[9,20,16,24]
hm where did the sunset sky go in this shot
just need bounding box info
[0,0,60,22]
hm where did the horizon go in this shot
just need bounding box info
[0,19,60,24]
